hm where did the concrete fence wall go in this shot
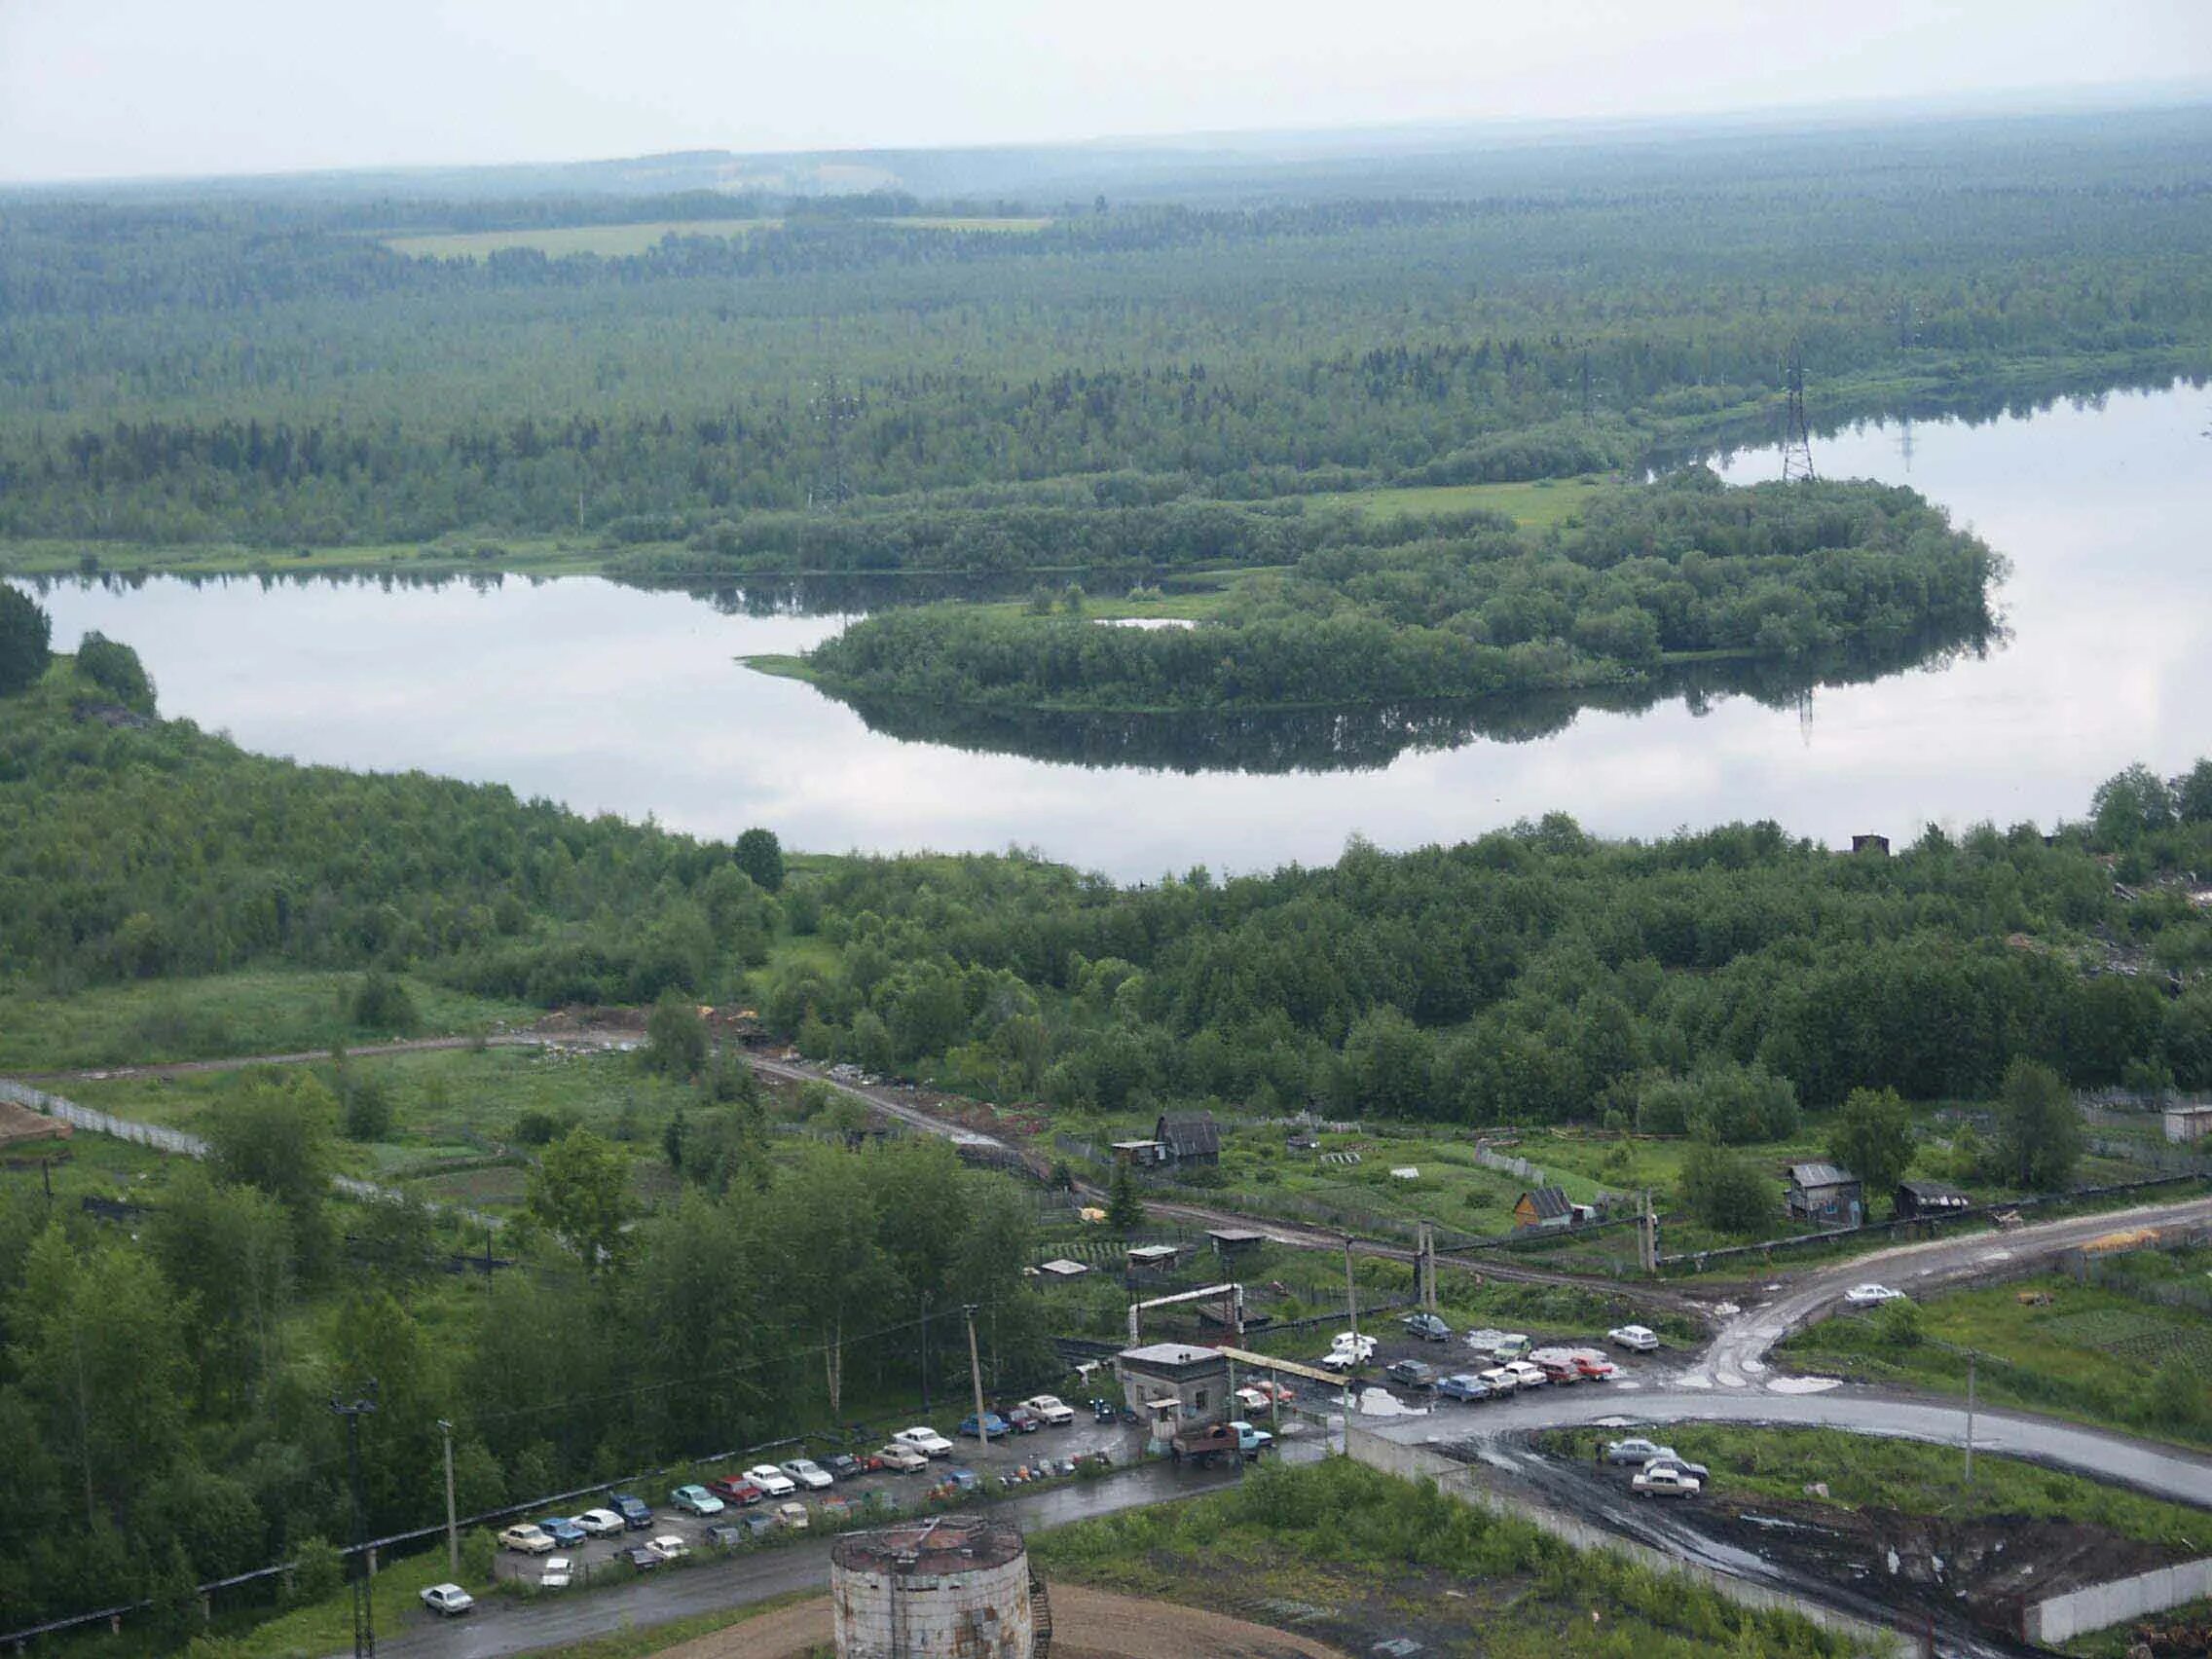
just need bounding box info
[1343,1428,1900,1657]
[2022,1555,2212,1646]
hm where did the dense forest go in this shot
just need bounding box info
[7,107,2212,551]
[795,474,1996,710]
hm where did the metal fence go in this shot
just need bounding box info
[0,1078,206,1156]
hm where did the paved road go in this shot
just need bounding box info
[366,1447,1300,1659]
[1688,1192,2212,1391]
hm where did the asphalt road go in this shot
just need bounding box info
[372,1450,1297,1659]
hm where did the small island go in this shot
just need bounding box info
[764,473,2000,716]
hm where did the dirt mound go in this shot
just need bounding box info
[0,1097,68,1150]
[653,1584,1348,1659]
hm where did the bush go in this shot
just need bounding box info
[0,587,51,696]
[1679,1139,1778,1235]
[1873,1298,1923,1348]
[461,1526,497,1585]
[76,632,156,712]
[351,972,419,1035]
[645,991,709,1079]
[284,1534,344,1605]
[339,1075,395,1142]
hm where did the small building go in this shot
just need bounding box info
[1124,1242,1182,1276]
[1786,1161,1863,1226]
[1111,1139,1169,1167]
[1285,1132,1320,1153]
[1894,1178,1972,1221]
[1512,1186,1574,1232]
[1033,1258,1091,1279]
[1115,1342,1230,1428]
[1155,1112,1221,1166]
[1205,1228,1266,1261]
[1851,833,1892,857]
[2163,1102,2212,1146]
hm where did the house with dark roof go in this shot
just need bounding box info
[1786,1161,1863,1225]
[1894,1178,1972,1221]
[1512,1185,1574,1232]
[1155,1112,1221,1166]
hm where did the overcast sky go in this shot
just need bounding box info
[5,0,2211,184]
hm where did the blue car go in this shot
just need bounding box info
[957,1412,1011,1438]
[1434,1373,1493,1403]
[536,1516,586,1548]
[945,1467,979,1492]
[610,1494,652,1530]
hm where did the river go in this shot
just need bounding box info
[16,380,2211,880]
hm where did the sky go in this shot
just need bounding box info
[4,0,2211,184]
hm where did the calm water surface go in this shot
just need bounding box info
[19,382,2212,880]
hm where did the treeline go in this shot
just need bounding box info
[10,109,2212,545]
[799,475,1997,710]
[0,1079,1047,1635]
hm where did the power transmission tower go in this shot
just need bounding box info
[1780,343,1817,483]
[332,1382,380,1659]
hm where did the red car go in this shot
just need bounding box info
[707,1476,764,1507]
[1571,1352,1620,1382]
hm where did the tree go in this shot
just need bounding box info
[527,1126,633,1271]
[0,587,51,696]
[1678,1140,1776,1237]
[146,1168,294,1416]
[75,633,155,713]
[1826,1088,1915,1215]
[351,972,418,1035]
[2175,758,2212,825]
[1990,1058,2082,1192]
[1339,1004,1433,1118]
[338,1072,395,1141]
[733,828,786,893]
[645,990,708,1079]
[2091,762,2176,845]
[204,1075,338,1281]
[1106,1159,1145,1233]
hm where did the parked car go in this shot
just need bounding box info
[894,1426,955,1457]
[780,1457,834,1492]
[1464,1329,1530,1360]
[821,1494,856,1523]
[610,1493,653,1530]
[1434,1372,1493,1402]
[1644,1455,1711,1484]
[874,1442,931,1473]
[1021,1393,1076,1425]
[1330,1331,1377,1359]
[822,1453,864,1481]
[944,1467,980,1492]
[624,1544,662,1571]
[576,1507,626,1537]
[1529,1350,1582,1384]
[669,1484,725,1516]
[1845,1283,1907,1307]
[536,1516,586,1547]
[1400,1311,1453,1343]
[649,1533,691,1561]
[539,1558,571,1590]
[708,1476,764,1507]
[1569,1350,1620,1382]
[1632,1465,1702,1497]
[742,1511,778,1539]
[420,1583,474,1616]
[745,1464,798,1497]
[1607,1324,1661,1352]
[498,1523,554,1555]
[775,1501,811,1530]
[703,1523,746,1548]
[1604,1437,1678,1466]
[1502,1360,1548,1390]
[1477,1366,1519,1396]
[958,1412,1012,1438]
[1384,1358,1439,1390]
[1003,1406,1042,1434]
[1233,1385,1275,1416]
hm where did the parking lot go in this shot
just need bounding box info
[1252,1313,1677,1418]
[490,1408,1155,1588]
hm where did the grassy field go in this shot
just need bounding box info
[384,215,1048,261]
[1309,474,1614,530]
[1539,1425,2212,1550]
[1781,1256,2212,1450]
[0,535,621,579]
[1031,1456,1851,1659]
[0,970,533,1073]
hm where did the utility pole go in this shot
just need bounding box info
[963,1304,990,1448]
[437,1419,459,1578]
[1780,340,1817,484]
[919,1296,932,1411]
[1343,1235,1359,1341]
[331,1382,379,1659]
[1963,1350,1976,1486]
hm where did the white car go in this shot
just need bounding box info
[1632,1464,1702,1497]
[875,1442,930,1473]
[649,1533,692,1560]
[1477,1366,1519,1396]
[1320,1331,1377,1368]
[775,1500,810,1530]
[539,1557,571,1589]
[745,1463,798,1496]
[576,1507,626,1538]
[1844,1283,1907,1307]
[894,1426,954,1457]
[498,1523,555,1555]
[1502,1360,1548,1390]
[1607,1324,1660,1352]
[421,1583,474,1615]
[1021,1393,1076,1426]
[780,1457,833,1492]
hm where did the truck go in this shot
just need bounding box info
[1169,1419,1272,1466]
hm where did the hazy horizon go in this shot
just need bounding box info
[7,0,2212,187]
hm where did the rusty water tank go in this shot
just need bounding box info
[830,1515,1034,1658]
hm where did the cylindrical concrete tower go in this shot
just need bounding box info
[830,1515,1035,1659]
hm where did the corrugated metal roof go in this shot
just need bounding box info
[1788,1161,1858,1188]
